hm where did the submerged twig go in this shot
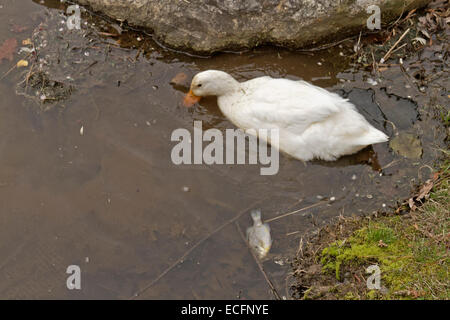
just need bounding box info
[265,201,325,223]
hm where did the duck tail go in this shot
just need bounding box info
[364,127,389,145]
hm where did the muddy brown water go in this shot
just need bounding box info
[0,1,446,299]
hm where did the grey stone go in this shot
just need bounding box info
[75,0,430,53]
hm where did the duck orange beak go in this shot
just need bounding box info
[183,89,201,107]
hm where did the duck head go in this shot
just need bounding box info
[183,70,239,107]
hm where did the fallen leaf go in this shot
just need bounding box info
[408,197,417,211]
[0,38,18,63]
[16,59,28,68]
[389,132,422,159]
[378,240,388,248]
[420,29,431,39]
[22,38,32,46]
[416,179,433,201]
[413,37,427,45]
[432,171,439,181]
[170,72,188,86]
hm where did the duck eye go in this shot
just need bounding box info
[197,84,202,87]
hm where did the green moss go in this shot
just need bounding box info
[344,292,357,300]
[321,226,412,282]
[319,169,449,301]
[366,290,379,300]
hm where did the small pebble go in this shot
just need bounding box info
[367,194,373,199]
[182,186,190,192]
[274,259,284,266]
[367,78,378,86]
[330,196,336,202]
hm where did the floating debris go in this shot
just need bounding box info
[18,47,34,54]
[170,72,188,86]
[16,60,28,68]
[246,209,272,259]
[389,132,423,159]
[0,38,17,63]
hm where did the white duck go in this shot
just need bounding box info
[184,70,388,161]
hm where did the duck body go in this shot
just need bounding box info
[186,70,388,162]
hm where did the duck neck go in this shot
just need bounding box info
[216,74,240,97]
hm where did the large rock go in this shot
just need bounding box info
[75,0,430,54]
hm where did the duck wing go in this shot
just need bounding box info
[243,79,343,134]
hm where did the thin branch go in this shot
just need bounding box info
[265,201,325,223]
[381,28,410,63]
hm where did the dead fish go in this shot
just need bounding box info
[246,209,272,259]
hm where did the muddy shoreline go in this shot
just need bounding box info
[290,1,449,300]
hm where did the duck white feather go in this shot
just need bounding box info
[185,70,388,161]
